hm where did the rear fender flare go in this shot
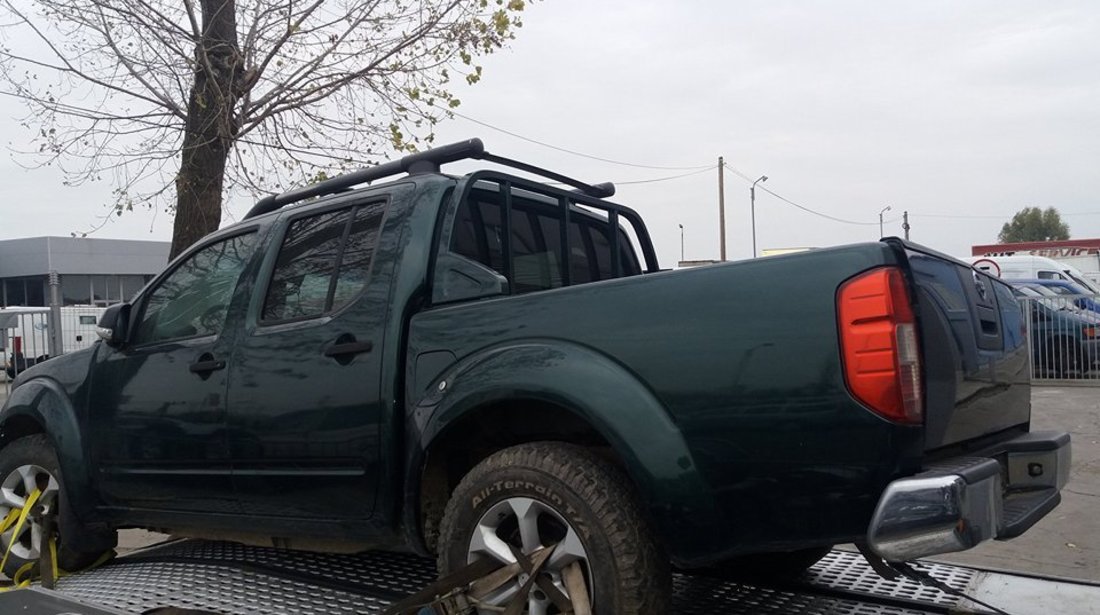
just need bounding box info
[408,340,724,562]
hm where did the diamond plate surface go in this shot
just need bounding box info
[671,574,932,615]
[49,542,953,614]
[124,540,438,597]
[805,550,975,607]
[56,561,392,615]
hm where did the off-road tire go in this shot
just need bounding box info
[0,434,116,577]
[437,441,670,615]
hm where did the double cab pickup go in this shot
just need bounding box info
[0,140,1070,614]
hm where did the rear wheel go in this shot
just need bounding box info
[437,442,669,615]
[0,434,115,577]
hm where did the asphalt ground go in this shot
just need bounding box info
[0,382,1096,581]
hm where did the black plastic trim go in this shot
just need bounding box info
[1003,430,1071,453]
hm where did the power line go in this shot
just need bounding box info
[447,109,713,171]
[547,165,717,189]
[724,164,880,226]
[616,166,717,185]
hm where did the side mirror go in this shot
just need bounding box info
[432,252,509,305]
[96,303,132,347]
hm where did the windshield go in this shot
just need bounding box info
[1066,271,1100,294]
[1044,285,1075,296]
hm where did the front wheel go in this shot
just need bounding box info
[437,442,670,615]
[0,434,116,577]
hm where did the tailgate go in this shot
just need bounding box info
[900,243,1031,450]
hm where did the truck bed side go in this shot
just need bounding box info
[406,242,929,565]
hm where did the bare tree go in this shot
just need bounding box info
[0,0,528,257]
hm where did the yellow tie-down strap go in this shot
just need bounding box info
[0,488,111,592]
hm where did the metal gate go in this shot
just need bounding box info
[1019,294,1100,384]
[1,307,53,386]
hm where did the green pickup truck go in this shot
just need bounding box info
[0,140,1071,614]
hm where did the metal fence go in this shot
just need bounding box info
[1019,293,1100,384]
[2,308,51,392]
[1,306,105,394]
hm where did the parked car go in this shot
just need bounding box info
[1011,278,1100,314]
[0,140,1070,614]
[1014,286,1100,377]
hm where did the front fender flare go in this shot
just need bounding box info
[406,340,725,565]
[0,378,94,519]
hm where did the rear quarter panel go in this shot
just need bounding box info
[407,242,923,565]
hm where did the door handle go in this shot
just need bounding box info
[324,340,374,358]
[189,356,227,374]
[321,336,374,360]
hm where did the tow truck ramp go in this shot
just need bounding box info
[2,539,1097,615]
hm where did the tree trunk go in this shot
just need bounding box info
[170,0,242,260]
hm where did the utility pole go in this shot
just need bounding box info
[903,211,910,240]
[718,157,726,261]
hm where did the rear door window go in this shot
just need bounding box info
[262,201,387,323]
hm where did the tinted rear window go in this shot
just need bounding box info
[452,190,641,294]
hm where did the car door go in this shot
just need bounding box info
[88,231,258,513]
[226,198,390,519]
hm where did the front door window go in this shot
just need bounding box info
[133,233,256,344]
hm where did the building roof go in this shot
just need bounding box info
[0,236,170,278]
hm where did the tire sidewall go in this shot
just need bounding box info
[441,465,621,614]
[0,434,109,575]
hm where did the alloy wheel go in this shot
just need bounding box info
[467,496,593,615]
[0,464,59,561]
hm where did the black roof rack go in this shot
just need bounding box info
[243,138,616,220]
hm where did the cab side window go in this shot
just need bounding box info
[262,201,387,323]
[133,233,257,345]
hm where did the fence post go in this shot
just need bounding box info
[48,270,63,357]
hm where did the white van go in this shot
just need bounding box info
[970,255,1100,294]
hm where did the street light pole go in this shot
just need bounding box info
[750,175,768,258]
[678,224,684,262]
[718,157,726,261]
[879,205,892,238]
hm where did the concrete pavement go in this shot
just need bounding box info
[934,386,1100,582]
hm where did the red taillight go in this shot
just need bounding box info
[837,267,923,424]
[13,336,21,355]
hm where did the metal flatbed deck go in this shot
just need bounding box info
[2,540,1098,614]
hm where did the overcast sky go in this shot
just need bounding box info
[2,0,1099,266]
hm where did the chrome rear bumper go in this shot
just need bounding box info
[867,431,1070,562]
